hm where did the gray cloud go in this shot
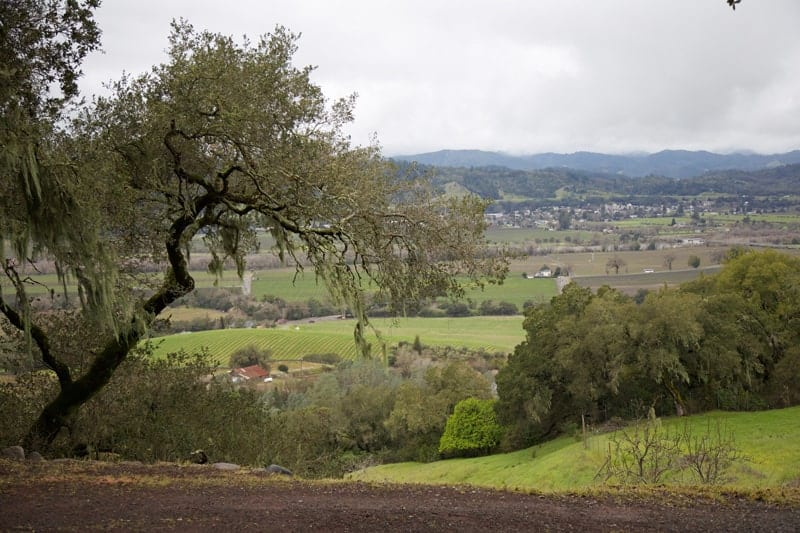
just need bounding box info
[78,1,800,155]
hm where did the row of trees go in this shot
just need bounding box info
[496,249,800,449]
[171,287,520,324]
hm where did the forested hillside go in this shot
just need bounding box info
[397,161,800,208]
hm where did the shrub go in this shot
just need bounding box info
[443,301,471,317]
[479,300,519,316]
[229,344,272,370]
[596,417,748,485]
[62,347,273,464]
[438,398,503,458]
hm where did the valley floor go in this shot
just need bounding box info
[1,459,798,532]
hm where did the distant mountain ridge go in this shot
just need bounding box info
[392,149,800,179]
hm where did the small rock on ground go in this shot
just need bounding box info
[2,446,25,461]
[211,462,240,471]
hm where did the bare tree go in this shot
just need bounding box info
[606,256,626,275]
[663,253,676,271]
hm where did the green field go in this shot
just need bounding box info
[348,406,800,492]
[148,327,360,364]
[204,268,557,308]
[10,245,796,304]
[148,315,526,364]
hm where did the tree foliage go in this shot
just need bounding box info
[228,344,272,371]
[1,0,102,268]
[0,18,504,451]
[438,398,502,457]
[496,250,800,449]
[385,361,492,461]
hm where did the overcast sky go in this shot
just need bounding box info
[77,1,800,156]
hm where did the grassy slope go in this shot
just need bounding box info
[348,407,800,491]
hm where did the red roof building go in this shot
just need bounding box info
[230,364,270,382]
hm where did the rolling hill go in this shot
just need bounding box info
[393,149,800,178]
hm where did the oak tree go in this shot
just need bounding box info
[1,20,504,451]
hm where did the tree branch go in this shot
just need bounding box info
[0,293,73,387]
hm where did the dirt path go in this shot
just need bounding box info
[1,460,798,532]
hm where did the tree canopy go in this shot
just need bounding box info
[0,15,504,451]
[496,249,800,449]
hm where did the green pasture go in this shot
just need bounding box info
[194,268,332,301]
[485,227,557,243]
[147,315,526,365]
[348,406,800,492]
[315,316,525,354]
[460,277,556,308]
[10,246,795,306]
[6,268,335,301]
[196,268,557,308]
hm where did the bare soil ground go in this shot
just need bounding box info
[1,459,798,532]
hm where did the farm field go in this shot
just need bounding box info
[148,315,525,364]
[201,268,557,308]
[571,266,722,293]
[316,316,525,353]
[12,245,798,301]
[162,306,227,322]
[349,406,800,492]
[10,266,555,309]
[512,247,727,277]
[148,326,360,364]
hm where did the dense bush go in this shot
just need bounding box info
[478,300,519,316]
[229,344,272,370]
[1,340,507,475]
[385,361,492,462]
[174,289,338,323]
[0,372,59,448]
[439,398,503,458]
[441,301,471,317]
[175,287,240,311]
[0,347,274,463]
